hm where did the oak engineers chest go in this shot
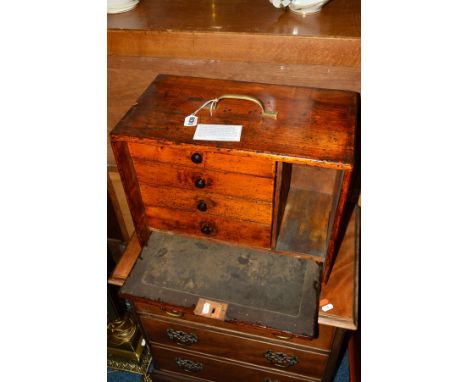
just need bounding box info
[110,75,358,381]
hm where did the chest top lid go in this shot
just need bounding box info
[111,75,358,169]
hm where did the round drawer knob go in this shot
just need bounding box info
[201,224,213,235]
[197,201,208,212]
[195,178,206,188]
[191,152,203,164]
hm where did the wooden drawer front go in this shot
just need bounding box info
[133,161,275,202]
[151,344,321,382]
[151,368,319,382]
[134,301,335,352]
[146,206,271,248]
[128,142,275,178]
[140,184,273,225]
[142,316,327,378]
[151,369,211,382]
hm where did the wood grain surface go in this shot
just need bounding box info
[141,316,329,377]
[271,162,292,248]
[108,30,360,68]
[140,183,273,225]
[107,170,134,241]
[111,140,150,246]
[150,343,322,382]
[108,233,141,286]
[146,206,271,249]
[132,160,275,202]
[276,188,334,259]
[111,75,357,169]
[134,300,335,352]
[108,0,360,69]
[322,170,353,283]
[319,207,359,329]
[151,369,211,382]
[108,0,360,38]
[128,141,275,178]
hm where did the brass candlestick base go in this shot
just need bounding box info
[108,315,145,361]
[108,316,152,381]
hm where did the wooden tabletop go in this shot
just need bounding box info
[108,0,360,38]
[108,0,360,68]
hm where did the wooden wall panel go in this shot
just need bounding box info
[108,30,360,68]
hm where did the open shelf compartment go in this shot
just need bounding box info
[273,163,343,261]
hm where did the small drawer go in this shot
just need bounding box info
[146,206,271,248]
[133,161,275,202]
[140,184,273,225]
[133,301,335,352]
[142,316,328,378]
[150,344,322,382]
[128,142,275,178]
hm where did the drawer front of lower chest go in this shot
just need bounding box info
[133,301,335,352]
[140,315,328,378]
[150,344,321,382]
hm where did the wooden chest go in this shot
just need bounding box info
[111,74,358,281]
[110,75,359,381]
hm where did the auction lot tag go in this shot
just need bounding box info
[184,115,198,127]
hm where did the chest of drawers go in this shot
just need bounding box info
[110,74,359,381]
[131,299,337,382]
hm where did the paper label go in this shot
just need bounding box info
[193,124,242,142]
[202,302,211,314]
[321,303,334,312]
[184,115,198,127]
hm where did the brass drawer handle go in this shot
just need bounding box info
[209,94,278,120]
[175,357,203,372]
[166,328,198,346]
[263,350,298,368]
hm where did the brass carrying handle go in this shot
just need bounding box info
[205,94,278,119]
